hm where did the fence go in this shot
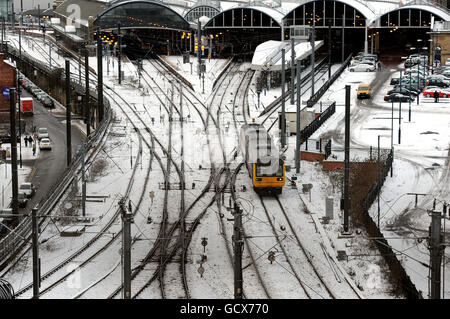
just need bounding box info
[306,54,352,107]
[300,101,335,142]
[359,149,423,299]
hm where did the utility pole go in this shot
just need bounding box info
[197,19,201,79]
[9,88,18,219]
[119,198,132,299]
[343,85,350,233]
[233,202,243,299]
[49,42,52,68]
[118,23,122,84]
[32,207,40,299]
[281,48,286,149]
[97,33,104,123]
[310,25,315,96]
[65,60,72,167]
[84,47,90,137]
[429,209,442,299]
[290,38,295,105]
[295,60,301,174]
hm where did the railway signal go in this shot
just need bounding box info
[201,237,208,253]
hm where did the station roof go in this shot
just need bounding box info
[94,0,191,31]
[54,0,109,27]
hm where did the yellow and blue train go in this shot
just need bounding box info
[239,123,285,195]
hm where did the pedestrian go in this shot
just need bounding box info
[32,143,36,156]
[28,136,33,147]
[377,62,381,71]
[434,90,439,103]
[24,136,28,147]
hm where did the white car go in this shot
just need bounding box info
[19,182,36,198]
[39,138,52,150]
[349,63,376,72]
[37,127,49,140]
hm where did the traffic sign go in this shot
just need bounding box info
[2,87,10,98]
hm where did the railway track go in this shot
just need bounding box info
[14,129,142,298]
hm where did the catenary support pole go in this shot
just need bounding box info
[290,38,295,105]
[390,100,394,177]
[311,26,315,97]
[119,198,132,299]
[341,12,345,63]
[377,135,380,229]
[9,88,18,219]
[85,47,90,137]
[281,48,286,149]
[32,207,39,299]
[97,33,104,123]
[82,143,86,217]
[343,85,350,233]
[295,61,301,174]
[430,209,442,299]
[233,202,243,299]
[65,60,72,167]
[118,22,122,85]
[328,25,331,80]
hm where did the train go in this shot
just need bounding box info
[239,123,285,195]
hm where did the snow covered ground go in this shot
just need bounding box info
[1,32,426,298]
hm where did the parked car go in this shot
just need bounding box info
[404,58,417,68]
[425,78,450,88]
[387,88,417,96]
[394,84,421,94]
[18,192,28,208]
[19,182,36,198]
[37,127,49,140]
[41,97,55,108]
[384,93,415,102]
[423,87,450,98]
[349,63,376,72]
[390,78,400,85]
[39,138,52,150]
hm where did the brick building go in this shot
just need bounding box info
[430,21,450,66]
[0,53,16,125]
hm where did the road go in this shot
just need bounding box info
[16,90,84,215]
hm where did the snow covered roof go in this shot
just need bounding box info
[252,39,323,70]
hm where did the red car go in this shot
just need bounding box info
[422,88,450,98]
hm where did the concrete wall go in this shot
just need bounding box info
[431,31,450,65]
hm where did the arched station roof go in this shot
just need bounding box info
[283,0,375,28]
[184,5,221,22]
[93,0,190,31]
[204,5,284,29]
[373,4,450,28]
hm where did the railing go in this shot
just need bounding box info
[306,54,352,107]
[359,149,423,299]
[299,101,335,142]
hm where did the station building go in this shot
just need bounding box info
[46,0,450,63]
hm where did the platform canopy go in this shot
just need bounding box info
[94,0,191,31]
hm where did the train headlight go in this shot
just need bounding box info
[277,178,283,181]
[255,178,262,181]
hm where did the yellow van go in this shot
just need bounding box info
[357,84,371,99]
